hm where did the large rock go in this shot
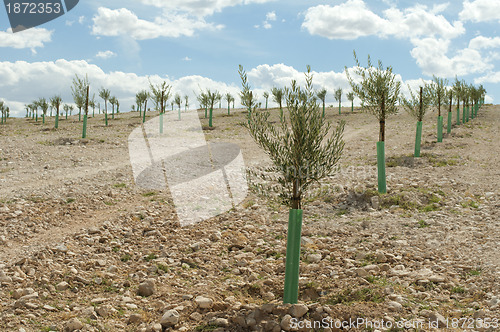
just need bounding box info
[195,296,213,309]
[137,279,155,297]
[289,303,309,318]
[160,309,179,327]
[428,312,447,328]
[64,318,84,332]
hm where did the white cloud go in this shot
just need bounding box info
[469,36,500,49]
[246,63,358,106]
[92,7,223,40]
[266,11,277,21]
[0,59,241,117]
[475,71,500,83]
[78,16,86,24]
[66,20,74,26]
[410,37,493,77]
[260,11,277,29]
[182,56,192,61]
[137,0,275,17]
[459,0,500,23]
[0,28,52,53]
[96,50,117,59]
[302,0,464,40]
[302,1,387,40]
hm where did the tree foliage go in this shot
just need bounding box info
[401,83,432,122]
[240,65,345,210]
[345,51,401,122]
[149,80,171,113]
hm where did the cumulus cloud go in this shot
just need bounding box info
[95,50,117,59]
[469,36,500,49]
[0,59,241,117]
[410,37,493,77]
[92,7,223,40]
[459,0,500,23]
[262,11,277,29]
[246,63,362,106]
[302,0,464,40]
[475,71,500,83]
[137,0,275,17]
[0,28,52,53]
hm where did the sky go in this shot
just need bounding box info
[1,0,499,117]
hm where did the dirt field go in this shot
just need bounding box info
[0,105,499,331]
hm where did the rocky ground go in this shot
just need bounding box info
[0,105,498,332]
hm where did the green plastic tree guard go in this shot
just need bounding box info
[322,105,325,118]
[338,103,341,115]
[456,106,460,125]
[205,107,207,119]
[466,106,469,122]
[79,111,81,122]
[463,106,466,124]
[159,113,163,134]
[82,114,87,138]
[471,105,474,119]
[377,141,387,194]
[142,109,146,123]
[178,108,181,121]
[55,113,59,129]
[228,104,230,115]
[414,121,422,157]
[209,108,213,127]
[447,112,452,134]
[437,116,443,142]
[283,209,303,304]
[42,114,45,124]
[105,112,108,126]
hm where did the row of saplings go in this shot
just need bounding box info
[237,51,487,305]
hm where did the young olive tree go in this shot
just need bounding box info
[271,87,284,116]
[72,74,88,122]
[334,88,342,114]
[429,76,448,142]
[0,101,7,124]
[453,78,462,125]
[263,91,269,110]
[205,89,221,128]
[197,91,208,118]
[174,93,182,120]
[347,91,355,112]
[401,84,432,157]
[240,65,345,304]
[38,98,49,125]
[316,88,327,118]
[346,51,401,194]
[99,88,110,126]
[150,80,171,134]
[109,96,117,119]
[50,95,62,129]
[225,92,233,115]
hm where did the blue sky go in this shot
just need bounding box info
[1,0,499,116]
